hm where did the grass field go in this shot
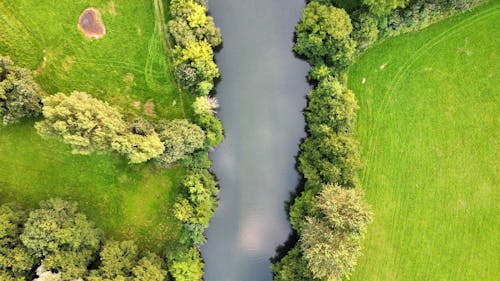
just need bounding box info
[0,0,187,252]
[348,2,499,280]
[0,0,190,119]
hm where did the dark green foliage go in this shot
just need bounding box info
[0,56,45,125]
[299,133,361,189]
[377,0,487,37]
[0,204,34,280]
[294,1,356,72]
[195,113,224,148]
[351,11,379,49]
[305,77,358,135]
[272,246,313,281]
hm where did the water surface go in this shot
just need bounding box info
[201,1,310,280]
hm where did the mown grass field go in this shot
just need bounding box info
[348,2,499,280]
[0,0,187,252]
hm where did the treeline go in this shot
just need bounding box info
[272,0,486,280]
[0,198,166,281]
[164,1,223,280]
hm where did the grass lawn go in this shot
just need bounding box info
[348,2,499,280]
[0,0,188,253]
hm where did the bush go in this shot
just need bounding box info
[0,56,45,125]
[351,10,379,49]
[167,245,203,281]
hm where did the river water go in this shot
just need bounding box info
[201,1,310,280]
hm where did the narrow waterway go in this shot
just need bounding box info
[201,1,310,280]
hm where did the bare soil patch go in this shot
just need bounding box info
[78,8,106,39]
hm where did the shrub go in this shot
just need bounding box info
[167,245,204,281]
[363,0,410,15]
[351,11,379,49]
[0,56,45,125]
[195,113,224,147]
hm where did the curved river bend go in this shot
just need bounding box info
[201,0,310,280]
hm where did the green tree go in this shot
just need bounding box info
[173,41,219,95]
[0,204,35,279]
[272,246,314,281]
[363,0,410,15]
[167,246,203,281]
[194,113,223,147]
[300,185,371,281]
[35,92,128,155]
[305,77,358,136]
[0,56,45,125]
[88,240,138,280]
[294,1,356,72]
[351,11,379,49]
[155,119,205,166]
[131,254,166,281]
[298,133,361,188]
[20,199,100,280]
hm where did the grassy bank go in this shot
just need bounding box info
[348,2,499,280]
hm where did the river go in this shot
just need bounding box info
[200,0,310,280]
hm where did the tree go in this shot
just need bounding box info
[173,41,219,95]
[131,254,166,281]
[0,204,35,279]
[36,92,163,163]
[35,92,128,155]
[299,185,371,281]
[305,77,358,136]
[299,133,361,189]
[272,246,314,281]
[351,11,379,49]
[87,240,138,280]
[194,112,223,147]
[294,1,356,72]
[20,199,100,280]
[0,56,45,125]
[363,0,410,15]
[155,119,205,166]
[167,246,203,281]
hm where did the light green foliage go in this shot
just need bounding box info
[294,1,356,71]
[131,254,166,281]
[35,92,128,155]
[192,96,218,115]
[348,3,499,280]
[155,119,205,166]
[36,92,164,163]
[88,240,138,280]
[305,77,358,135]
[20,199,100,278]
[363,0,409,15]
[0,56,44,125]
[174,41,220,95]
[168,0,222,47]
[300,185,371,281]
[174,169,218,245]
[167,246,204,281]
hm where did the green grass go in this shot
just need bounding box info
[0,0,191,119]
[0,0,188,253]
[348,2,499,280]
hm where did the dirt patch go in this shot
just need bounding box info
[78,8,106,39]
[144,99,156,116]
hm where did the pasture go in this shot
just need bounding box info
[348,2,499,280]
